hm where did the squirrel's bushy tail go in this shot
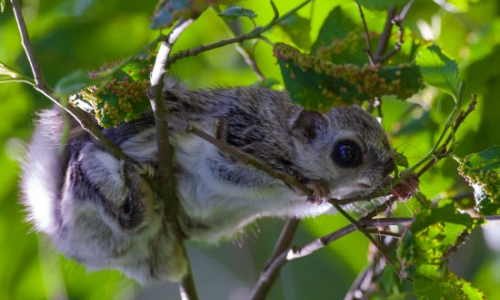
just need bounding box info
[20,107,70,235]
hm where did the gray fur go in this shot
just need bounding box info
[21,79,394,283]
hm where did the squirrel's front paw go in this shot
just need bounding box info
[305,180,331,205]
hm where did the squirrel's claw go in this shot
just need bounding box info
[303,180,331,205]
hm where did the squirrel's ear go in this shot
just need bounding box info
[289,110,328,142]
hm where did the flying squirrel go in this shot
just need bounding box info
[21,77,395,283]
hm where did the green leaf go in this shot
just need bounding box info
[398,200,479,266]
[311,6,358,54]
[357,0,411,10]
[394,152,409,168]
[414,265,485,300]
[151,0,199,29]
[458,146,500,215]
[218,6,257,20]
[55,69,92,95]
[278,13,311,50]
[398,200,484,298]
[380,265,403,295]
[71,54,154,128]
[409,199,479,234]
[274,43,422,112]
[416,44,460,98]
[0,0,5,13]
[0,62,30,84]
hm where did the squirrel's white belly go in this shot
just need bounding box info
[176,173,332,242]
[173,136,332,242]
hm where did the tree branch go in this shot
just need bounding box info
[264,218,301,270]
[148,19,199,300]
[332,203,399,276]
[166,115,313,196]
[377,13,404,62]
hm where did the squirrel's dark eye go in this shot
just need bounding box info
[333,140,362,167]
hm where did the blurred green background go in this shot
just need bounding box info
[1,0,500,299]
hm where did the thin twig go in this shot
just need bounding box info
[377,8,406,62]
[374,7,397,62]
[332,203,399,275]
[214,6,265,83]
[356,2,375,66]
[345,236,402,300]
[0,78,35,85]
[358,1,414,65]
[365,229,402,238]
[10,0,45,87]
[416,96,477,177]
[235,44,265,83]
[167,0,313,68]
[263,218,300,270]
